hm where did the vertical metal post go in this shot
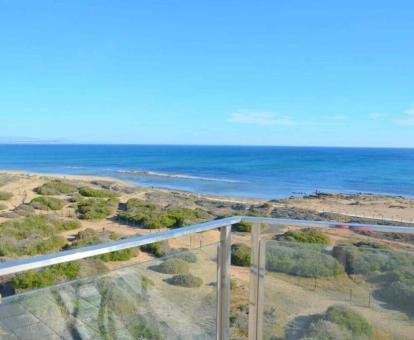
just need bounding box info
[217,225,231,340]
[248,224,265,340]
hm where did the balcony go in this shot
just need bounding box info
[0,217,413,339]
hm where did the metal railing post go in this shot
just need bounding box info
[248,224,265,340]
[217,225,231,340]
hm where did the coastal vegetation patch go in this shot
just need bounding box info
[231,243,251,267]
[141,241,170,257]
[153,258,189,274]
[77,198,119,219]
[170,248,197,263]
[68,228,138,262]
[232,221,252,233]
[30,196,66,210]
[78,186,120,198]
[167,273,203,288]
[12,262,80,291]
[0,215,80,256]
[332,243,414,315]
[266,242,344,278]
[35,180,78,195]
[299,304,373,339]
[118,198,207,229]
[275,228,330,245]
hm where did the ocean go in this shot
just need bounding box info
[0,144,413,199]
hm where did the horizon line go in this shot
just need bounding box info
[0,142,413,150]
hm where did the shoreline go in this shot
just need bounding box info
[1,170,413,225]
[1,169,413,203]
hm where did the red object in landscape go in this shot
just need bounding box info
[350,226,370,232]
[335,225,350,229]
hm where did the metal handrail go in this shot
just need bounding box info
[1,216,413,276]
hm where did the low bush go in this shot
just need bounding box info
[154,258,189,274]
[231,243,251,267]
[379,267,414,315]
[78,187,120,198]
[141,241,170,257]
[0,191,13,201]
[128,319,162,340]
[69,228,138,262]
[35,180,78,195]
[232,221,252,233]
[31,196,66,210]
[0,215,79,256]
[78,198,119,219]
[118,198,206,229]
[0,203,7,210]
[325,305,373,337]
[275,228,330,245]
[332,244,411,276]
[99,248,139,262]
[301,305,373,339]
[266,242,344,278]
[12,262,80,290]
[168,273,203,288]
[170,248,197,263]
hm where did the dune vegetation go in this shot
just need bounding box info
[30,196,66,210]
[0,215,80,256]
[78,186,120,198]
[77,198,119,219]
[118,198,207,229]
[35,180,78,195]
[168,273,203,288]
[69,228,139,262]
[12,262,80,290]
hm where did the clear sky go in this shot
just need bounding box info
[1,1,413,147]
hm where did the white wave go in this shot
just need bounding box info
[117,170,240,183]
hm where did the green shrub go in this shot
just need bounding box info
[0,215,79,256]
[31,196,66,210]
[78,198,119,219]
[118,198,206,229]
[325,305,373,337]
[301,305,373,339]
[154,258,189,274]
[332,245,411,276]
[0,191,13,201]
[69,228,138,262]
[128,319,162,340]
[275,228,330,245]
[232,221,252,233]
[380,267,414,315]
[35,180,77,195]
[231,243,251,267]
[170,248,197,263]
[12,262,80,290]
[141,241,170,257]
[168,273,203,288]
[78,187,120,198]
[99,248,138,262]
[266,242,344,278]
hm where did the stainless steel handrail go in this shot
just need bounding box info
[1,216,413,276]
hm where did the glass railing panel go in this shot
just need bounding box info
[0,243,219,340]
[262,238,414,339]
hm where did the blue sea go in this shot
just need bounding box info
[0,145,413,199]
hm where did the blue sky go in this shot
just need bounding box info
[1,1,413,147]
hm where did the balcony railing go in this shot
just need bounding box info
[0,216,413,339]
